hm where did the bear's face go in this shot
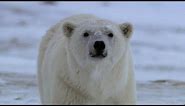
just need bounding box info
[63,19,132,68]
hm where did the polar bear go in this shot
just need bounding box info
[37,14,136,105]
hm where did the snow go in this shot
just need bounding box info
[0,55,36,75]
[0,1,185,105]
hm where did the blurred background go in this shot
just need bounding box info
[0,1,185,104]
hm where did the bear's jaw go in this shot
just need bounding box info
[89,51,107,59]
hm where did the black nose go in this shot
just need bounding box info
[94,41,105,51]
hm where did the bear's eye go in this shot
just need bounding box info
[83,32,89,37]
[108,33,114,38]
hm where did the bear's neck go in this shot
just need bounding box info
[65,46,134,100]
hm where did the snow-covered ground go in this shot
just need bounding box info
[0,1,185,104]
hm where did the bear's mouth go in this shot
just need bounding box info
[89,51,107,58]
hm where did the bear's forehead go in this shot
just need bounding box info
[79,20,116,32]
[80,25,113,34]
[80,19,115,26]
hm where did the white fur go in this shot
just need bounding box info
[37,14,137,105]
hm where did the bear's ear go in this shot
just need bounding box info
[119,23,133,38]
[63,22,76,37]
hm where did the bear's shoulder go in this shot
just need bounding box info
[62,14,97,23]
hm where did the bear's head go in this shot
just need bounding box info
[63,19,133,69]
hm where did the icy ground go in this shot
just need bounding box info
[0,2,185,104]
